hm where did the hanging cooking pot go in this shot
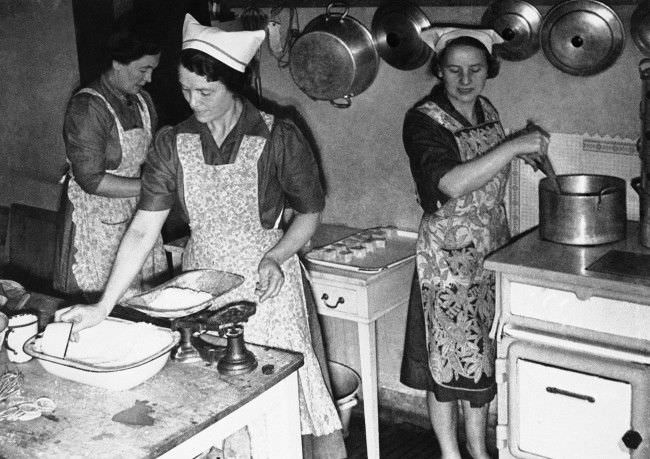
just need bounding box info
[540,0,625,76]
[371,1,432,71]
[631,0,650,57]
[481,0,542,61]
[289,3,380,108]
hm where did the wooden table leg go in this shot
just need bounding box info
[357,320,380,459]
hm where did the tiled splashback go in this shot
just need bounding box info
[507,133,641,235]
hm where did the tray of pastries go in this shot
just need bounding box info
[304,226,417,273]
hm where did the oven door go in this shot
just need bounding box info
[502,325,649,459]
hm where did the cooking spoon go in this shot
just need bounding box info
[524,121,562,194]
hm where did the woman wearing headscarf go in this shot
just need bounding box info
[399,28,549,459]
[54,15,168,300]
[58,14,345,459]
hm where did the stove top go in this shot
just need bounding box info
[586,250,650,280]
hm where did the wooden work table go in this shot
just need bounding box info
[0,295,304,459]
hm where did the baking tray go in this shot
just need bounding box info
[121,269,244,318]
[304,226,417,273]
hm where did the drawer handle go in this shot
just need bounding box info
[545,386,595,403]
[321,293,345,309]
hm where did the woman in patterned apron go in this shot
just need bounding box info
[54,16,168,300]
[58,15,345,459]
[399,29,550,459]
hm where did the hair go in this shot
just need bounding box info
[179,49,256,99]
[102,13,162,70]
[430,36,500,79]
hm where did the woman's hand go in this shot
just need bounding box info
[511,123,551,171]
[54,303,110,339]
[255,256,285,302]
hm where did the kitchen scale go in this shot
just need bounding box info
[121,270,258,376]
[171,301,258,376]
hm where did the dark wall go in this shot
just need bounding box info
[72,0,210,126]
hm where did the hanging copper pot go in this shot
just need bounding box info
[481,0,542,61]
[540,0,625,76]
[371,1,432,70]
[631,0,650,56]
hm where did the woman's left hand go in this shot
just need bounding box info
[255,256,285,302]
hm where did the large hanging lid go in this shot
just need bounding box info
[371,1,432,71]
[481,0,542,61]
[540,0,624,76]
[631,0,650,56]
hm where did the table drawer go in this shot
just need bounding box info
[508,282,650,341]
[309,279,366,316]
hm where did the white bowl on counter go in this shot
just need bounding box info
[24,317,180,391]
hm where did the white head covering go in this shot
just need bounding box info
[182,14,265,72]
[421,27,504,55]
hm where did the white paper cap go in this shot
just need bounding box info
[182,14,265,72]
[421,27,504,54]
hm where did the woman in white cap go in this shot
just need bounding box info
[54,14,168,300]
[58,14,345,458]
[399,29,549,459]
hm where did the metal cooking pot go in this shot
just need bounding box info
[539,174,626,245]
[481,0,542,61]
[289,3,379,108]
[540,0,625,76]
[371,1,432,70]
[631,0,650,57]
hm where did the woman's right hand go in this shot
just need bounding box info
[55,303,110,337]
[508,130,550,169]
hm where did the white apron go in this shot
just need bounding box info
[67,89,167,298]
[178,112,341,437]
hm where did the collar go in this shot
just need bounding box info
[100,74,140,109]
[180,97,270,139]
[429,84,485,127]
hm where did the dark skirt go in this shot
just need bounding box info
[400,270,495,408]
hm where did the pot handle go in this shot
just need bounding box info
[326,2,349,20]
[330,95,352,109]
[632,176,642,193]
[595,186,621,211]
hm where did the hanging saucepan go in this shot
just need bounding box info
[481,0,542,61]
[289,3,380,108]
[540,0,625,76]
[371,1,432,71]
[631,0,650,56]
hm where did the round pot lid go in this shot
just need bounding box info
[632,1,650,56]
[482,0,542,61]
[371,1,432,71]
[540,0,625,76]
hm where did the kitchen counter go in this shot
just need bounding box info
[0,333,303,458]
[484,221,650,306]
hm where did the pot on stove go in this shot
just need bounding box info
[539,174,626,245]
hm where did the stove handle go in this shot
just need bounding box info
[545,386,595,403]
[622,430,643,450]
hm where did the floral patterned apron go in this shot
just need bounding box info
[177,112,341,437]
[416,98,510,396]
[67,89,167,298]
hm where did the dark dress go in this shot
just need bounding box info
[400,85,509,407]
